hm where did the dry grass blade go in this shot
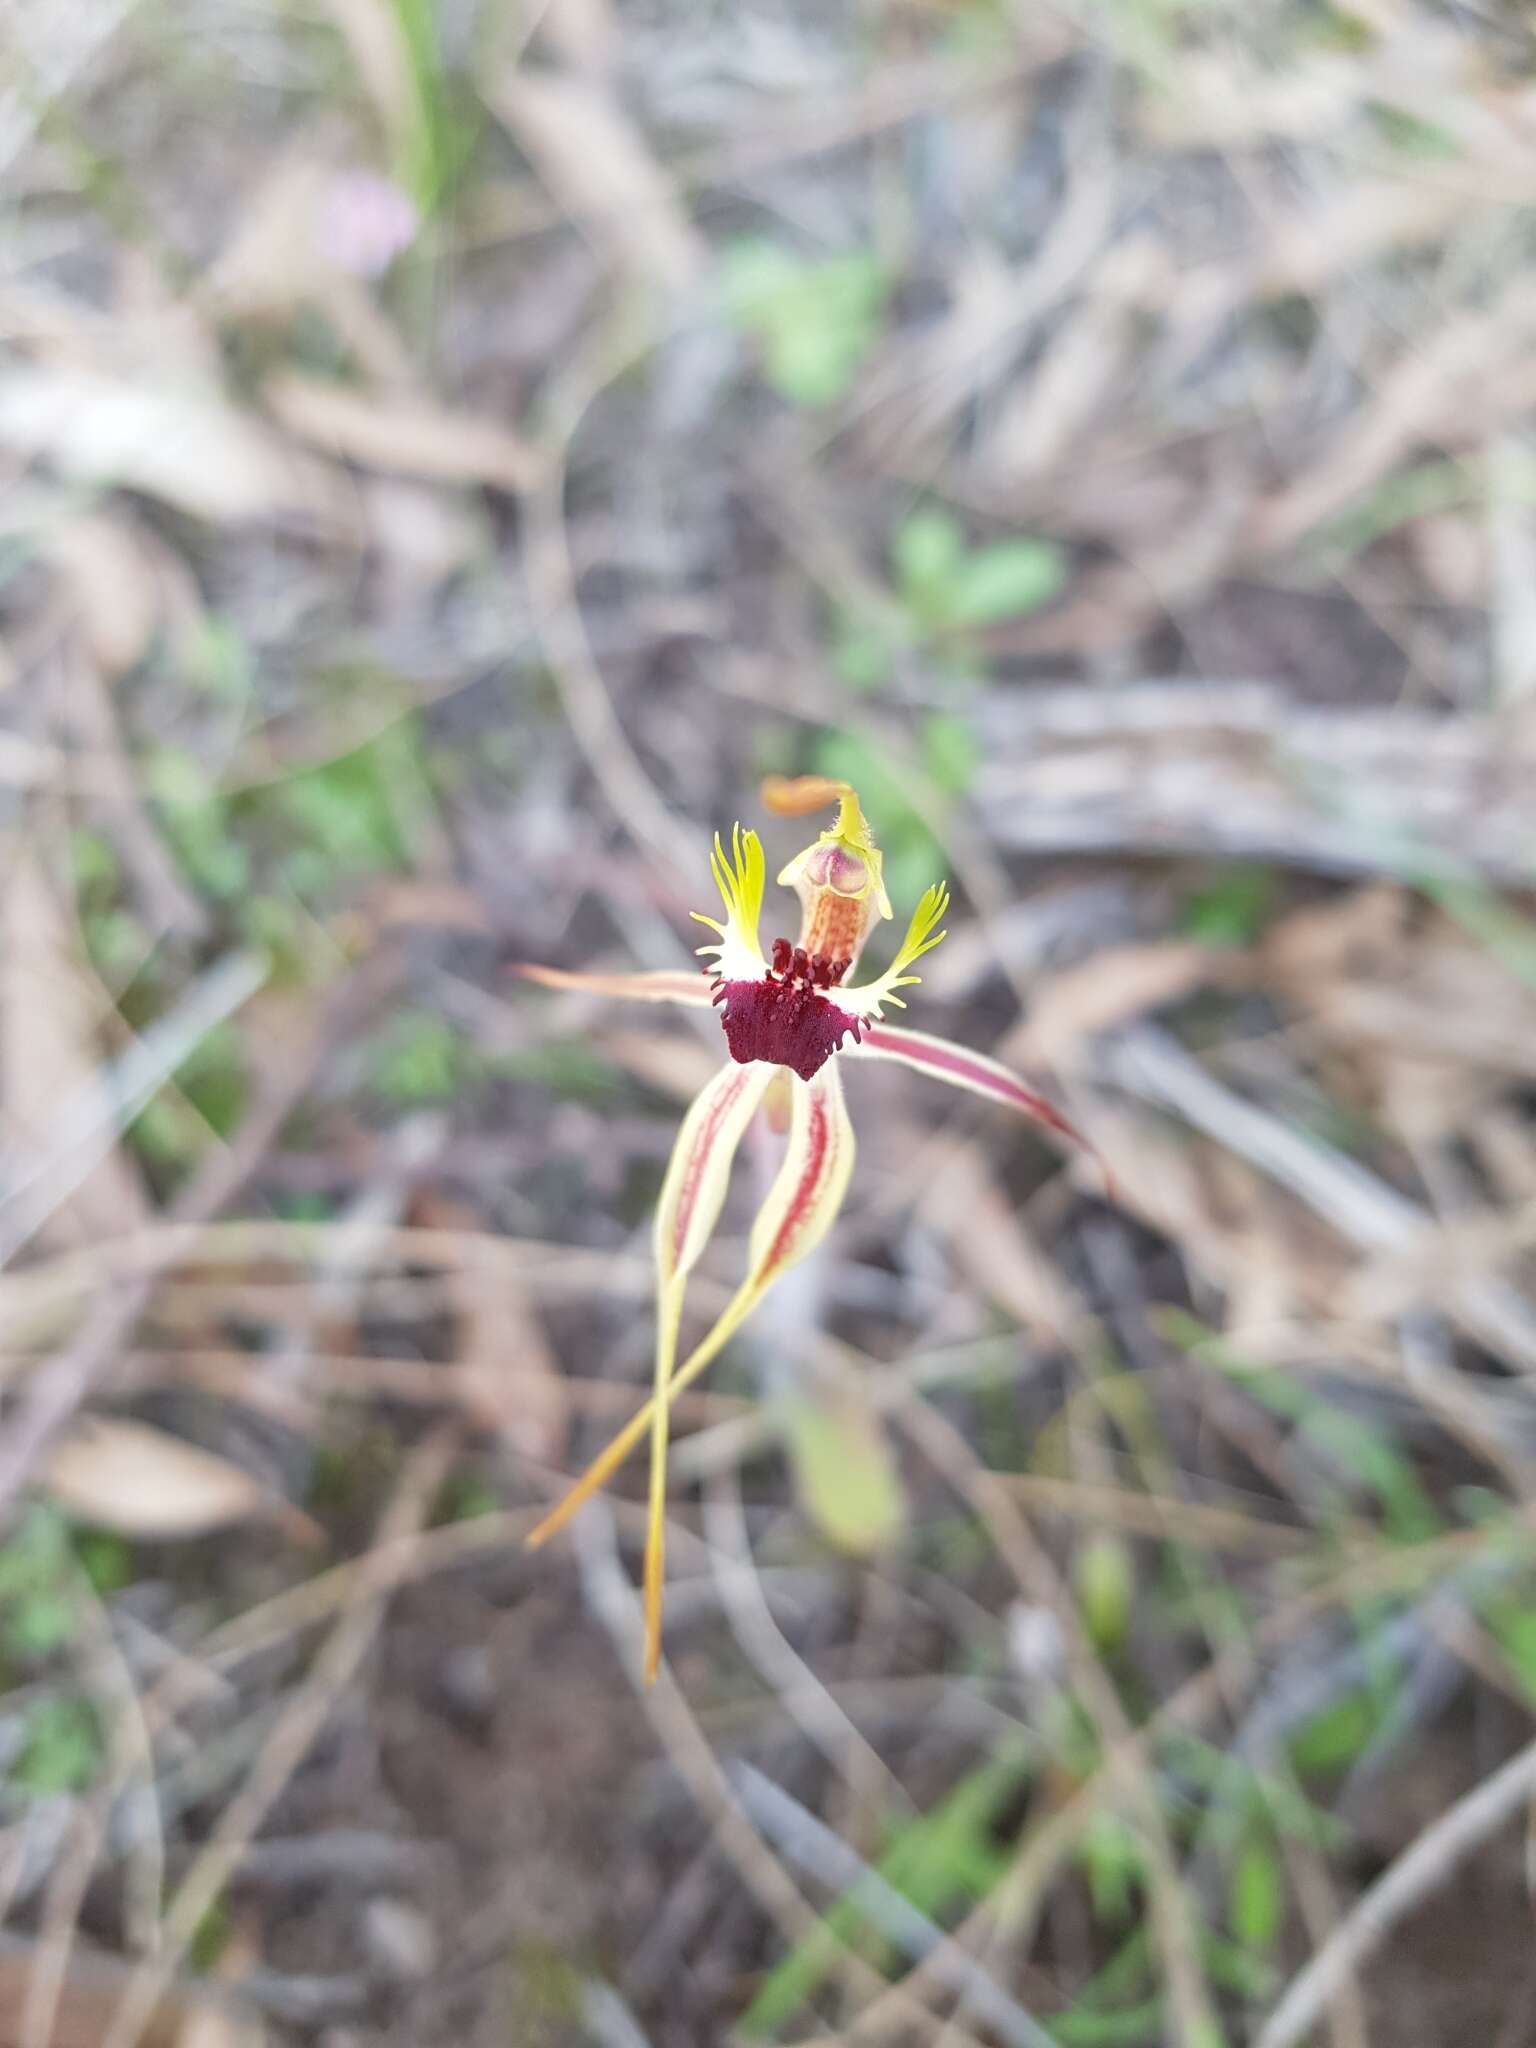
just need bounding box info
[728,1761,1058,2048]
[0,949,267,1271]
[1105,1023,1536,1398]
[491,69,703,290]
[570,1504,1009,2048]
[449,1239,571,1466]
[101,1426,460,2048]
[321,0,421,168]
[264,373,539,493]
[1019,941,1226,1069]
[0,839,150,1255]
[922,1146,1077,1344]
[0,1940,263,2048]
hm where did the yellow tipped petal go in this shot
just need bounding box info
[847,880,950,1020]
[692,824,767,982]
[515,963,715,1008]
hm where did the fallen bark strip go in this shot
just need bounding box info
[973,685,1536,884]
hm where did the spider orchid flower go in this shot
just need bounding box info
[519,776,1099,1681]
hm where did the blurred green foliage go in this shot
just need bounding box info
[834,506,1065,691]
[739,1740,1034,2035]
[15,1696,102,1797]
[723,240,891,408]
[367,1009,468,1105]
[1180,865,1277,948]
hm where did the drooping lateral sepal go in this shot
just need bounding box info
[515,962,716,1008]
[528,1058,773,1683]
[740,1058,857,1294]
[848,1021,1105,1174]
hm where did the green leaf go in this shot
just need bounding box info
[369,1011,465,1104]
[892,508,966,613]
[1182,865,1277,948]
[720,238,802,319]
[946,539,1065,625]
[831,613,897,693]
[763,319,865,410]
[1078,1814,1143,1926]
[921,712,978,796]
[1481,1598,1536,1706]
[1075,1534,1134,1653]
[723,241,889,408]
[811,731,944,914]
[1229,1840,1283,1951]
[780,1392,905,1558]
[75,1532,134,1597]
[738,1741,1032,2036]
[1288,1689,1379,1775]
[14,1697,101,1796]
[0,1509,69,1598]
[5,1593,75,1660]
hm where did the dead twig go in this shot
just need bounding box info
[102,1422,460,2048]
[1255,1731,1536,2048]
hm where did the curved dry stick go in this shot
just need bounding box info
[1254,1730,1536,2048]
[894,1394,1223,2048]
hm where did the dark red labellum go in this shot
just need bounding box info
[715,974,860,1081]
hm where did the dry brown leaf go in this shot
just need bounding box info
[408,1190,568,1463]
[41,1417,317,1543]
[362,477,482,602]
[39,512,159,677]
[492,70,703,290]
[1020,941,1227,1069]
[922,1147,1077,1344]
[596,1028,722,1104]
[0,1940,264,2048]
[363,878,495,935]
[458,1268,569,1465]
[264,372,537,493]
[1260,883,1408,989]
[0,839,150,1252]
[0,366,348,527]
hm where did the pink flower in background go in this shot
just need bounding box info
[318,169,418,278]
